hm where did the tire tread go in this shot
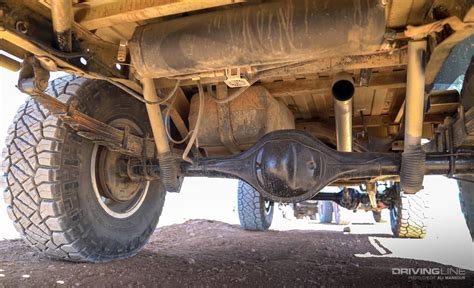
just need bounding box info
[2,75,162,262]
[392,191,429,238]
[458,179,474,240]
[237,181,273,231]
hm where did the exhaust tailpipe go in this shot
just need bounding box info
[332,72,355,153]
[51,0,73,52]
[129,0,385,78]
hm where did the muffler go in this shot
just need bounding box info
[129,0,385,78]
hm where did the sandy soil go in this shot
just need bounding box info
[0,219,472,287]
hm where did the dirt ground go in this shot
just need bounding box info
[0,219,472,287]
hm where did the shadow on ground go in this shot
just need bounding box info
[0,220,472,287]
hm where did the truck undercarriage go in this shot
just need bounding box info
[0,0,473,262]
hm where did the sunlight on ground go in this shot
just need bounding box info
[0,68,472,271]
[354,176,473,271]
[159,176,474,270]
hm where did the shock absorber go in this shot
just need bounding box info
[401,40,427,193]
[142,78,180,192]
[50,0,73,52]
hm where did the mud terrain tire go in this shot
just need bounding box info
[372,210,382,223]
[1,76,166,262]
[318,201,333,223]
[461,57,474,109]
[390,190,428,238]
[237,180,273,231]
[458,178,474,240]
[458,58,474,240]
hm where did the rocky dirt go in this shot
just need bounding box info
[0,219,472,287]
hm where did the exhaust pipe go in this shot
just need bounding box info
[332,72,355,153]
[51,0,73,52]
[129,0,385,78]
[404,40,426,149]
[142,78,180,192]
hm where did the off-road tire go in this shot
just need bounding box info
[458,58,474,240]
[318,201,333,223]
[461,57,474,109]
[390,190,428,238]
[458,179,474,240]
[1,76,166,262]
[237,180,273,231]
[372,210,382,223]
[334,204,351,225]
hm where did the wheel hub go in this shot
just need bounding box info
[96,147,140,202]
[91,118,149,218]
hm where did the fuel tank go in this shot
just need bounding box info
[188,85,294,155]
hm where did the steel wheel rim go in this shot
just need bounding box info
[90,118,149,219]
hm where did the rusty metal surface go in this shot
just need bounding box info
[260,70,407,123]
[216,84,241,154]
[426,90,460,114]
[188,85,294,155]
[154,48,409,89]
[31,89,155,158]
[2,0,471,159]
[74,0,247,30]
[386,0,471,29]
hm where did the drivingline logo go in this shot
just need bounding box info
[392,267,466,280]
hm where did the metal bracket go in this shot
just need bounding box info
[224,67,250,88]
[428,105,474,153]
[18,56,50,92]
[366,182,377,209]
[117,40,127,62]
